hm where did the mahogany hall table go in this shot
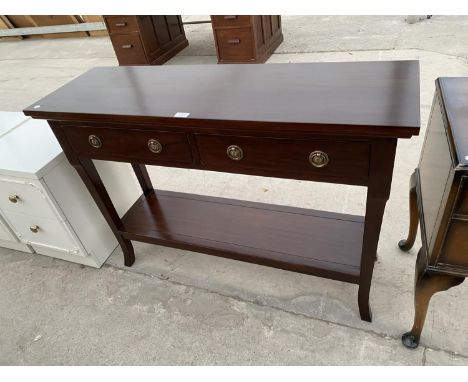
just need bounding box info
[24,61,420,321]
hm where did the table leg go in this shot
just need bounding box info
[132,163,153,196]
[77,158,136,267]
[49,123,135,267]
[358,139,397,322]
[359,196,387,321]
[402,248,464,348]
[398,170,419,251]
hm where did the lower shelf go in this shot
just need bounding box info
[121,190,364,283]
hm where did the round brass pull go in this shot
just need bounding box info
[309,151,329,168]
[29,225,40,233]
[8,194,19,203]
[148,139,163,154]
[88,135,102,148]
[227,145,243,161]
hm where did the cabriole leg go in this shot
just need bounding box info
[399,170,419,251]
[402,248,464,349]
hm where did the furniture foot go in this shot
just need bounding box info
[398,170,419,252]
[402,248,464,349]
[121,238,135,267]
[402,332,420,349]
[358,284,372,322]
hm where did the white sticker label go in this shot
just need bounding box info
[174,112,190,118]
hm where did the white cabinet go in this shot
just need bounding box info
[0,112,28,138]
[0,113,142,267]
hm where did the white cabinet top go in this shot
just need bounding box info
[0,112,29,138]
[0,117,64,179]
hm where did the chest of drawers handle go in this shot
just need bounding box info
[227,38,240,45]
[148,139,163,154]
[227,145,244,161]
[88,135,102,149]
[115,22,127,27]
[309,151,329,168]
[223,16,237,20]
[121,44,133,49]
[8,194,19,203]
[29,225,40,233]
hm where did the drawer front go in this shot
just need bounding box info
[110,34,147,65]
[195,135,370,182]
[438,220,468,269]
[0,178,57,220]
[3,211,83,256]
[106,16,139,34]
[215,27,255,62]
[0,214,17,242]
[212,15,252,28]
[63,126,193,165]
[453,179,468,216]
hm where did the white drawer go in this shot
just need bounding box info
[0,177,58,220]
[0,214,16,242]
[3,211,84,257]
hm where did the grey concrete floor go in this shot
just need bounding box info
[0,16,467,365]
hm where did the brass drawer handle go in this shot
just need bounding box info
[148,139,163,154]
[121,44,133,49]
[8,194,19,203]
[309,151,329,168]
[88,135,102,148]
[29,225,40,233]
[115,22,127,27]
[227,38,240,44]
[227,145,243,161]
[223,16,237,20]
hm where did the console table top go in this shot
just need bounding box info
[24,61,420,138]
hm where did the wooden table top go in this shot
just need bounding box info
[438,77,468,167]
[24,61,420,138]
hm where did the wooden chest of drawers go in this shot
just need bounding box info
[104,15,188,65]
[211,15,283,63]
[399,78,468,348]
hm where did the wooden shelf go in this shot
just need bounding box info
[121,190,364,283]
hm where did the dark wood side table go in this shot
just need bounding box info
[104,16,189,65]
[104,15,282,65]
[24,61,420,322]
[399,78,467,348]
[211,16,283,63]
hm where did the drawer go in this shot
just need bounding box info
[106,16,140,34]
[3,211,83,256]
[195,135,370,181]
[215,27,255,62]
[63,126,193,165]
[438,220,468,268]
[0,177,57,220]
[454,181,468,216]
[110,33,147,65]
[0,214,17,242]
[211,15,252,28]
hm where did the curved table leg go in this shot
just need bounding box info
[399,170,419,251]
[358,139,397,322]
[402,248,464,349]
